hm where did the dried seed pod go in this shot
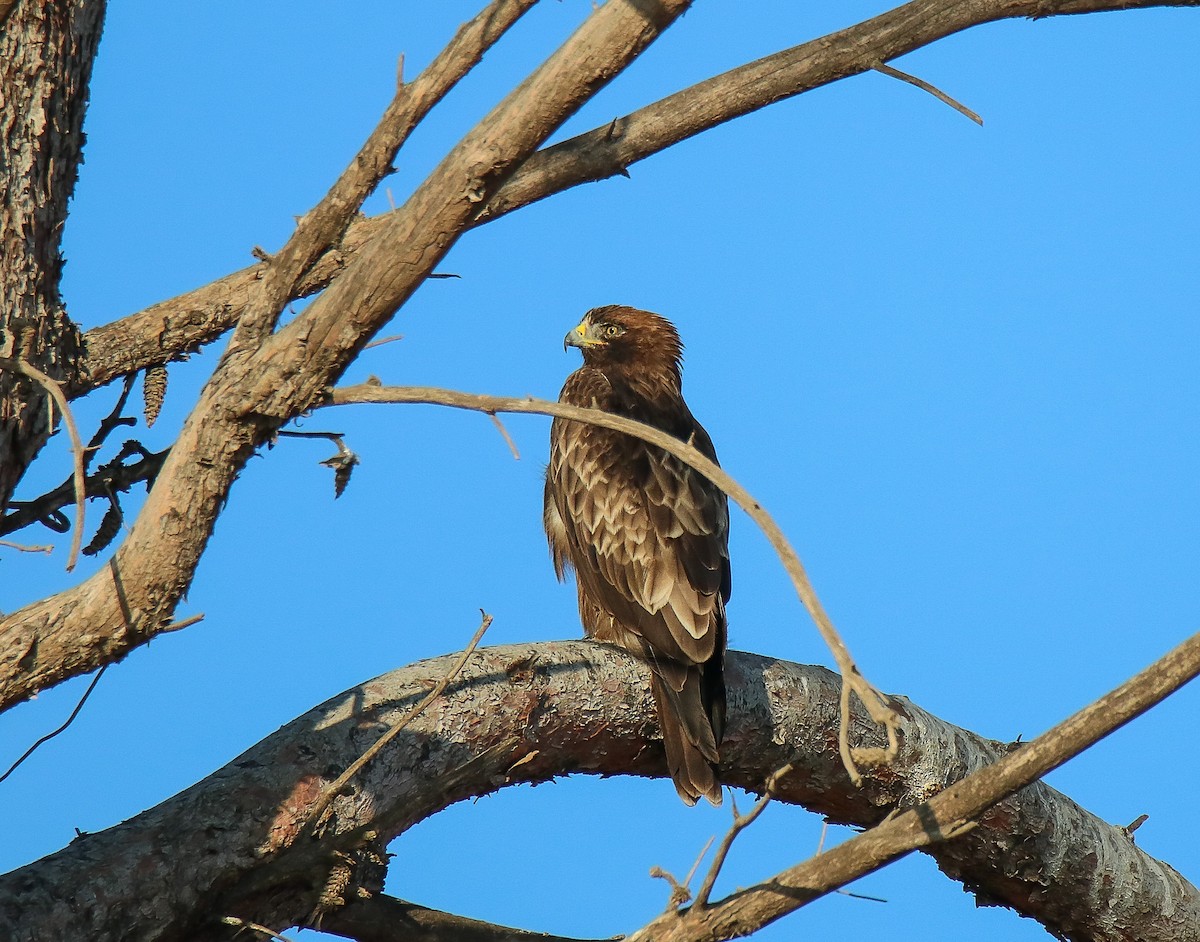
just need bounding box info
[82,500,123,557]
[143,365,168,428]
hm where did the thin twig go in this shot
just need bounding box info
[159,613,205,634]
[837,888,888,903]
[650,866,693,911]
[0,539,53,554]
[230,0,540,344]
[305,611,494,832]
[872,61,983,125]
[0,357,87,571]
[487,412,521,460]
[325,384,901,783]
[219,916,291,942]
[0,665,108,785]
[363,333,405,350]
[275,429,346,442]
[693,764,793,910]
[682,835,715,892]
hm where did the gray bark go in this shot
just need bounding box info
[0,644,1193,941]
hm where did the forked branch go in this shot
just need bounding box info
[69,0,1199,399]
[627,630,1200,941]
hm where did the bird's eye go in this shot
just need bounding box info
[604,325,620,338]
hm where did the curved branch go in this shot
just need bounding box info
[70,0,1200,397]
[0,644,1194,942]
[325,384,900,773]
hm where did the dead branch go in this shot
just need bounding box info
[1,644,1195,942]
[692,764,793,910]
[627,630,1200,941]
[218,916,291,942]
[320,892,612,942]
[0,540,53,554]
[0,0,694,715]
[0,357,86,570]
[872,60,983,125]
[228,0,541,348]
[68,0,1197,400]
[325,383,899,781]
[305,612,494,833]
[0,665,107,785]
[0,444,165,539]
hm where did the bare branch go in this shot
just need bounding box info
[0,540,53,554]
[0,444,165,540]
[487,413,521,460]
[325,384,900,780]
[0,357,86,570]
[2,644,1196,942]
[305,612,494,832]
[692,764,793,910]
[159,613,204,634]
[628,630,1200,941]
[872,60,983,124]
[69,0,1197,400]
[321,892,613,942]
[218,916,291,942]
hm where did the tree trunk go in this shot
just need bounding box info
[0,0,104,508]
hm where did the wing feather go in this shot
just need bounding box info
[545,367,730,666]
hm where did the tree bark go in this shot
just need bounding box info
[0,0,696,714]
[0,0,104,507]
[0,645,1194,942]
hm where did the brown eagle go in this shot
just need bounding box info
[544,305,730,805]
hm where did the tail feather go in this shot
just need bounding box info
[650,669,723,806]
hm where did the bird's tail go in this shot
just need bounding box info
[650,664,724,806]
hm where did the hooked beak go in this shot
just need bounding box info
[563,320,595,351]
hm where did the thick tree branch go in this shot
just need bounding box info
[629,631,1200,941]
[228,0,539,348]
[321,893,609,942]
[477,0,1200,224]
[0,0,695,714]
[70,0,1200,397]
[1,644,1195,942]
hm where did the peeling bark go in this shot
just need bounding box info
[0,645,1194,941]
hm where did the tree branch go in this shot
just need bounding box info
[628,630,1200,941]
[321,892,611,942]
[0,0,695,714]
[1,644,1195,941]
[227,0,540,348]
[69,0,1199,400]
[325,384,899,779]
[0,357,87,569]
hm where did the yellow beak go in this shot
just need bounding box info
[563,321,596,350]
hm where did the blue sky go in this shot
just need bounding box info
[2,2,1198,939]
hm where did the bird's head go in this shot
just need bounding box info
[563,305,684,381]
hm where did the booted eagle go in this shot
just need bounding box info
[544,305,730,805]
